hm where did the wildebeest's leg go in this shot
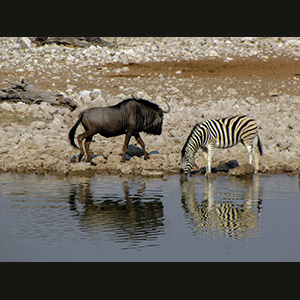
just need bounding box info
[77,130,97,163]
[77,132,86,162]
[85,135,97,166]
[134,133,149,160]
[121,132,132,163]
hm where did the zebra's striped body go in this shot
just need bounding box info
[181,115,263,175]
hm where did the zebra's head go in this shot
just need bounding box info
[180,149,196,175]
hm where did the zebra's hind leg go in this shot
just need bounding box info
[253,147,260,174]
[244,141,259,174]
[247,144,254,165]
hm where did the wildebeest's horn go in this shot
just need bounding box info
[161,102,171,113]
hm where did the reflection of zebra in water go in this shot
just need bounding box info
[180,177,262,240]
[181,115,263,175]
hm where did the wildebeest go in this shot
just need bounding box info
[69,97,170,165]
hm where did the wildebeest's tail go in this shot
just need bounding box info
[69,110,85,149]
[257,135,263,156]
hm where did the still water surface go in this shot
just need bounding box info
[0,173,299,261]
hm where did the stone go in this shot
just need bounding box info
[19,37,32,48]
[30,121,46,130]
[49,116,65,130]
[40,102,59,115]
[79,90,91,103]
[120,164,132,175]
[1,102,14,112]
[90,89,102,100]
[14,102,28,113]
[32,134,48,149]
[206,173,217,180]
[229,163,255,177]
[92,155,107,165]
[141,170,164,177]
[70,162,96,174]
[126,144,144,157]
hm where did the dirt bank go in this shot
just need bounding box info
[0,37,300,177]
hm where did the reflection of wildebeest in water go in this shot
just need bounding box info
[180,176,262,240]
[68,97,170,165]
[68,178,164,243]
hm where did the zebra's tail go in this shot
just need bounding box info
[257,135,263,156]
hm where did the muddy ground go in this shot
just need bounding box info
[2,57,300,100]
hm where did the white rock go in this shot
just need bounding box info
[40,102,58,115]
[19,132,33,147]
[80,90,91,103]
[227,88,238,95]
[208,49,219,57]
[141,170,164,177]
[120,164,132,175]
[19,37,32,48]
[33,134,48,149]
[49,116,65,130]
[90,89,102,100]
[14,102,27,113]
[30,121,47,130]
[1,102,14,112]
[123,49,135,56]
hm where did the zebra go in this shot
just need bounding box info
[180,115,263,176]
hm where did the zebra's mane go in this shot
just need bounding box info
[181,123,201,158]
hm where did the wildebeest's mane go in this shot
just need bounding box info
[111,98,161,111]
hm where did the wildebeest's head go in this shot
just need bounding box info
[134,98,170,135]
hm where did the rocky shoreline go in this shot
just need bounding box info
[0,37,300,177]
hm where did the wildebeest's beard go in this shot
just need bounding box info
[143,112,163,135]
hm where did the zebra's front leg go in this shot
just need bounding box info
[205,145,214,175]
[202,148,209,174]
